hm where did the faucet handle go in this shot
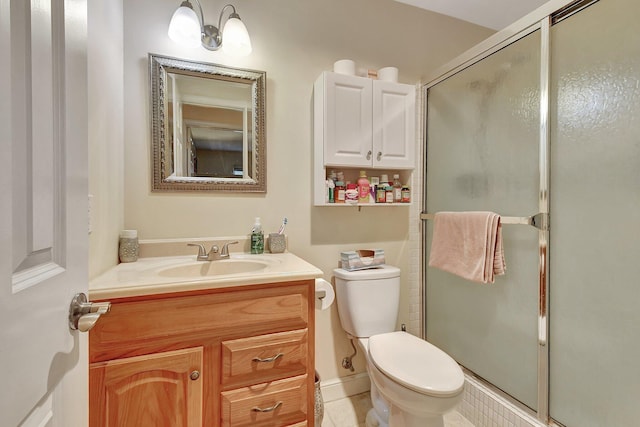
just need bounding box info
[221,241,239,256]
[187,243,208,260]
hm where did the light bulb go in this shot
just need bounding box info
[168,5,201,48]
[222,17,252,56]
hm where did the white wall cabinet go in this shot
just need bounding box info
[315,71,415,169]
[313,71,416,206]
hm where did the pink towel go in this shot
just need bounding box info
[428,212,506,284]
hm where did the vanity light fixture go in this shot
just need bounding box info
[168,1,252,56]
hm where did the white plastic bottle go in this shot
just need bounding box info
[328,170,336,203]
[392,174,402,203]
[251,217,264,254]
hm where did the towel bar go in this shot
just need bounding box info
[420,212,549,231]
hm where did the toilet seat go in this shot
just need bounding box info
[368,332,464,398]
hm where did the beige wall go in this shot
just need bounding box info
[90,0,492,385]
[88,0,124,278]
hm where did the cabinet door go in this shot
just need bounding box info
[323,72,373,167]
[90,347,203,427]
[373,81,415,169]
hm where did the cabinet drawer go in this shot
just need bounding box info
[221,374,307,427]
[222,329,308,388]
[90,283,311,362]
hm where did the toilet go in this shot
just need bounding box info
[334,265,464,427]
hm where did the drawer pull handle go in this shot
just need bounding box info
[252,401,283,413]
[252,353,284,363]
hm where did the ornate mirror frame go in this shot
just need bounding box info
[149,53,266,192]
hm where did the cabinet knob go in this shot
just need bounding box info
[252,401,283,413]
[252,353,284,363]
[366,150,372,160]
[190,370,200,381]
[377,151,382,161]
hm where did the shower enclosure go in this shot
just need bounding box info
[422,0,640,426]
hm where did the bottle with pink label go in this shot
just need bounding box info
[357,171,370,203]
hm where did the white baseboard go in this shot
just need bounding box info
[319,372,371,402]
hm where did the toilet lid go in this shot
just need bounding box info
[368,332,464,397]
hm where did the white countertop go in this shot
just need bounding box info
[89,252,323,300]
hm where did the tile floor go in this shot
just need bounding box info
[321,392,475,427]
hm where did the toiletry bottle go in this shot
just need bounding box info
[377,174,389,203]
[328,170,336,203]
[345,183,358,204]
[251,217,264,254]
[392,174,402,202]
[385,186,394,203]
[370,176,379,203]
[376,185,386,203]
[379,174,389,189]
[401,184,411,203]
[325,179,330,204]
[334,181,346,203]
[357,170,370,203]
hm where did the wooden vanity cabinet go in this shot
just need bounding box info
[89,280,315,427]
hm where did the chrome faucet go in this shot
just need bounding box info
[188,241,239,261]
[220,241,239,258]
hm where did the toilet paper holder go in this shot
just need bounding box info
[315,278,335,311]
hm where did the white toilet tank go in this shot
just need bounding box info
[333,265,401,338]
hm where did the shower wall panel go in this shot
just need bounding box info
[426,31,541,409]
[549,0,640,425]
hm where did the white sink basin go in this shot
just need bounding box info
[158,260,267,278]
[156,255,277,279]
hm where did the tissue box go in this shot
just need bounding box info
[340,249,385,271]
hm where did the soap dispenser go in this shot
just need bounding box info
[251,217,264,254]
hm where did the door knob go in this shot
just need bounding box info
[77,313,101,332]
[68,293,111,332]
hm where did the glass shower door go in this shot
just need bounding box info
[425,30,541,409]
[549,0,640,425]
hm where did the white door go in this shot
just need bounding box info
[0,1,89,426]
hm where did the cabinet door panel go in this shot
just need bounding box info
[90,347,203,427]
[373,81,415,169]
[324,73,372,167]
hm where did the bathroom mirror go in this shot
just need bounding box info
[149,54,266,192]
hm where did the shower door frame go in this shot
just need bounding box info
[420,0,598,424]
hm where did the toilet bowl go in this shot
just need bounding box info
[366,332,464,427]
[334,266,464,427]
